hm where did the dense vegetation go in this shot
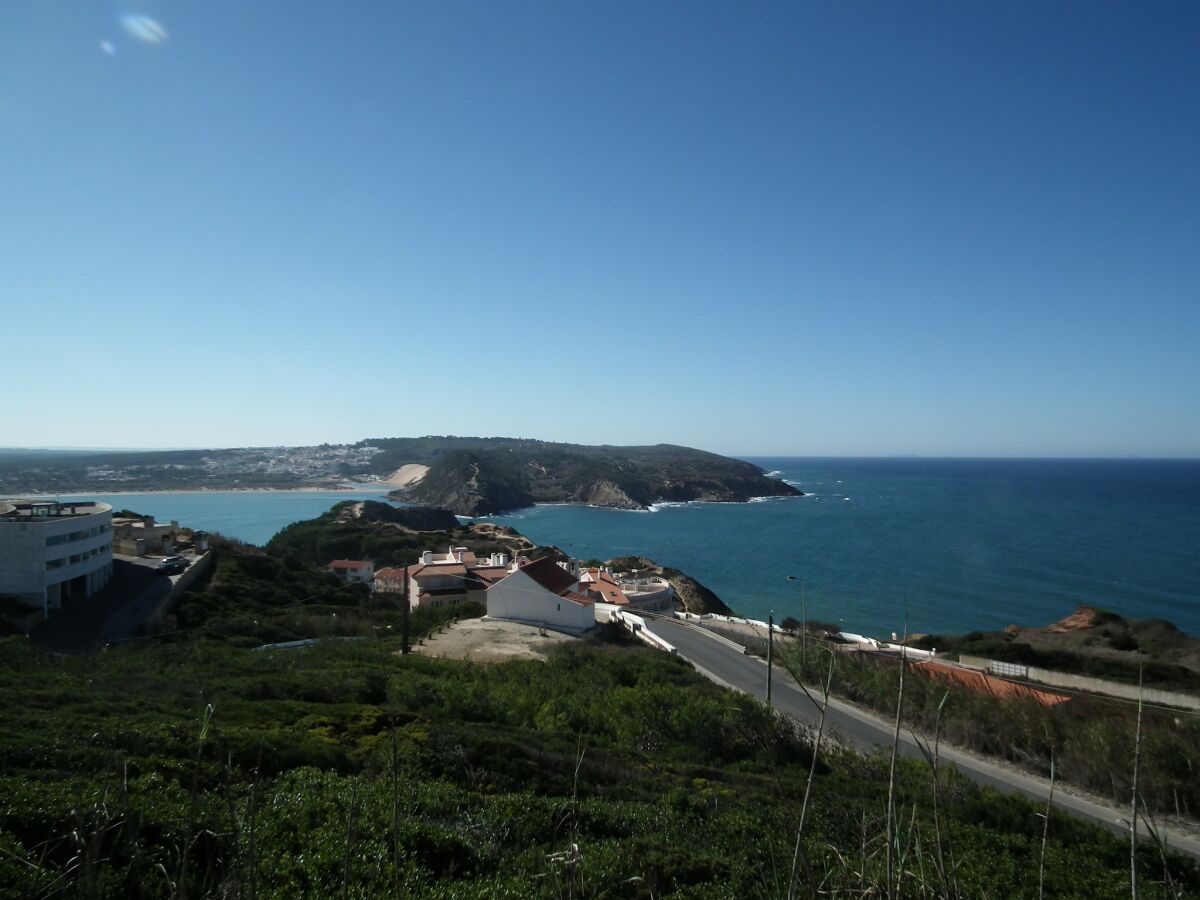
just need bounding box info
[4,629,1197,898]
[3,535,1196,896]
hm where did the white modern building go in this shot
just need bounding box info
[0,499,114,629]
[486,556,595,635]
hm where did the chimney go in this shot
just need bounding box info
[421,550,432,565]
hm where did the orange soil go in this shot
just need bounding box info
[913,661,1070,707]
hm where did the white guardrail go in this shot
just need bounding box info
[611,609,676,653]
[677,611,784,632]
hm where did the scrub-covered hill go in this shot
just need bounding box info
[377,439,801,516]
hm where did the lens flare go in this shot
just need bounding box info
[119,13,169,45]
[99,39,116,55]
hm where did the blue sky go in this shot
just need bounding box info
[2,2,1198,457]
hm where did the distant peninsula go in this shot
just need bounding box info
[0,438,802,514]
[377,438,802,516]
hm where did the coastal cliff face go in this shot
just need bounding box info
[571,480,643,510]
[605,555,734,616]
[391,440,801,516]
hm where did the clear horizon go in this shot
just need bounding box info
[4,3,1198,457]
[2,442,1198,462]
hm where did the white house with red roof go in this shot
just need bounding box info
[486,556,595,635]
[327,559,374,584]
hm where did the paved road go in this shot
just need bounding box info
[645,616,1200,860]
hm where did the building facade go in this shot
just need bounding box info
[379,548,510,609]
[486,557,595,634]
[111,514,178,557]
[0,499,114,628]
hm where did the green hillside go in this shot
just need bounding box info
[0,531,1195,897]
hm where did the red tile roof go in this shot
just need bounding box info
[413,563,467,579]
[328,559,371,569]
[518,557,578,595]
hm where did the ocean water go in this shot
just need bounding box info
[482,459,1200,639]
[61,489,394,547]
[59,460,1200,638]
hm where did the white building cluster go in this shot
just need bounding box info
[371,547,675,635]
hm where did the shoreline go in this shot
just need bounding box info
[16,485,393,499]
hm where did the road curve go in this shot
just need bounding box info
[644,616,1200,861]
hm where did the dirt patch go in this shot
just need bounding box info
[1045,604,1104,633]
[411,617,574,663]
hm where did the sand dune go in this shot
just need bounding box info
[384,464,430,488]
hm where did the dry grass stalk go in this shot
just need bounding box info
[1038,751,1055,900]
[886,615,909,899]
[788,649,835,900]
[1131,664,1143,900]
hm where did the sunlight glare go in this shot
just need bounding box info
[119,13,169,45]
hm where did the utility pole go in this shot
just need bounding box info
[766,612,774,705]
[401,562,410,654]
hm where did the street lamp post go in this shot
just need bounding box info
[787,575,807,664]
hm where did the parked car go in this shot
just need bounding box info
[155,556,187,575]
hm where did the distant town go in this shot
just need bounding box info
[0,443,389,494]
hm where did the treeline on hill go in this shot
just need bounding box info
[783,640,1200,822]
[264,501,518,570]
[3,627,1197,897]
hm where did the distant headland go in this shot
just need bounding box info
[0,438,801,514]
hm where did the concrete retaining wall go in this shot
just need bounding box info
[958,654,1200,710]
[154,552,214,625]
[613,610,676,653]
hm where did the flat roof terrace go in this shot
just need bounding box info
[0,500,112,520]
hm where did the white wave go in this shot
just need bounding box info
[763,469,783,477]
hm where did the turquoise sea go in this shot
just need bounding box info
[65,459,1200,638]
[484,458,1200,639]
[62,490,394,547]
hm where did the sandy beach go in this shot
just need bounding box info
[31,485,391,498]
